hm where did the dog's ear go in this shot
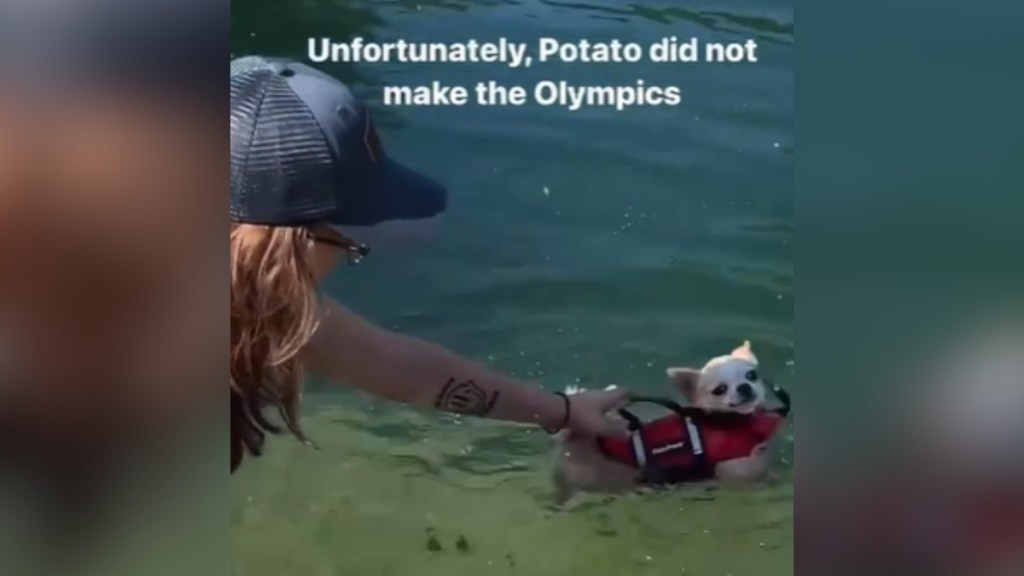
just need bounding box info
[667,367,701,401]
[731,340,758,364]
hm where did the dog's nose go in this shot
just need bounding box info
[737,383,754,399]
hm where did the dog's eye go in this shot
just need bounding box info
[745,370,758,381]
[712,384,729,396]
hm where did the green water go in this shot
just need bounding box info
[231,0,793,574]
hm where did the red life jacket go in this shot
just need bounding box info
[596,395,789,484]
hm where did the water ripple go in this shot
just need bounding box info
[537,0,793,44]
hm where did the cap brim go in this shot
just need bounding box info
[329,157,447,227]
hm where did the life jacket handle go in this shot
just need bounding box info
[617,397,692,431]
[618,382,792,428]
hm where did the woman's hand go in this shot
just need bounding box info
[562,387,633,437]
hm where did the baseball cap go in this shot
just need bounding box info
[230,56,447,227]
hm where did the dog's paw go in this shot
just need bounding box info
[604,384,618,391]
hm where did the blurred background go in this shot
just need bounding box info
[797,0,1024,574]
[1,1,227,575]
[230,0,793,575]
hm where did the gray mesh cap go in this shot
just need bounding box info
[230,56,447,226]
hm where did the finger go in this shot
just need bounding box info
[595,387,632,411]
[598,415,630,438]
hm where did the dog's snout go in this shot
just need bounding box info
[737,383,754,399]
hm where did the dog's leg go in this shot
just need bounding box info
[716,445,770,485]
[552,467,575,506]
[551,436,577,506]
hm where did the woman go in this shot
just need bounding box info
[230,56,630,471]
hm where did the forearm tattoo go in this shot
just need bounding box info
[435,378,499,417]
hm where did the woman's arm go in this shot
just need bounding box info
[305,298,570,430]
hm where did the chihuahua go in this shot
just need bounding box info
[552,341,789,504]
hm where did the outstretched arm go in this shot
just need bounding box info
[306,299,583,430]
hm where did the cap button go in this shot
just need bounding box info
[269,60,295,77]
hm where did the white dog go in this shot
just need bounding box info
[552,341,789,504]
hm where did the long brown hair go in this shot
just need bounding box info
[230,223,321,471]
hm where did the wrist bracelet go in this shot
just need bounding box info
[543,392,571,434]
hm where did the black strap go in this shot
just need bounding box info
[617,396,693,430]
[769,381,792,417]
[620,382,792,422]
